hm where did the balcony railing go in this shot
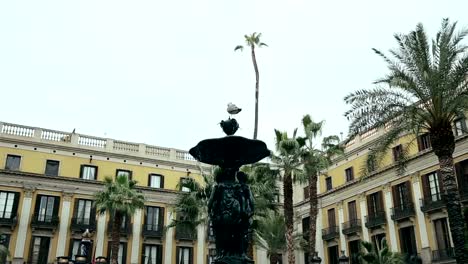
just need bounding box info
[321,226,339,240]
[31,214,59,229]
[107,220,132,236]
[0,214,18,228]
[70,217,96,231]
[432,248,455,262]
[141,223,163,238]
[420,194,446,213]
[391,203,415,221]
[342,219,361,235]
[365,211,386,229]
[175,226,197,241]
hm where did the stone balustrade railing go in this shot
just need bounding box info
[0,122,195,162]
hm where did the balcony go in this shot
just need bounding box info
[342,219,361,235]
[175,226,197,241]
[31,214,59,229]
[391,203,415,221]
[420,195,446,213]
[142,223,163,238]
[70,217,96,232]
[365,211,386,229]
[107,220,132,236]
[0,214,18,229]
[322,226,339,241]
[432,248,455,262]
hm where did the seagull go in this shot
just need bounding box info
[227,103,242,115]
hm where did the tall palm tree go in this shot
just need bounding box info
[359,239,404,264]
[95,175,145,264]
[271,129,306,264]
[344,18,468,263]
[297,115,343,263]
[255,212,287,264]
[235,32,268,139]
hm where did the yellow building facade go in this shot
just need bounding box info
[0,121,217,264]
[293,118,468,264]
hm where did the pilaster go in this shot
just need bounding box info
[130,209,142,264]
[56,192,74,257]
[358,193,370,241]
[337,201,346,254]
[383,183,398,251]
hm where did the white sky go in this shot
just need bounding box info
[1,0,467,151]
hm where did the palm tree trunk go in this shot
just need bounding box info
[250,44,259,140]
[111,212,123,264]
[431,127,467,263]
[308,173,318,263]
[283,172,295,264]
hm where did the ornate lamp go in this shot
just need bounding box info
[95,256,108,263]
[310,252,322,264]
[189,106,271,264]
[338,250,349,264]
[56,256,70,264]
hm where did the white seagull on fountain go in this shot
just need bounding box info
[227,103,242,115]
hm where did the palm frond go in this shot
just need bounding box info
[234,45,244,52]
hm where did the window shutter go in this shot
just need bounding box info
[437,170,444,193]
[53,196,61,217]
[158,245,163,264]
[141,244,145,264]
[148,174,152,187]
[455,163,464,189]
[72,199,79,219]
[129,171,133,180]
[189,248,193,264]
[421,174,430,199]
[417,136,422,151]
[159,207,164,228]
[160,175,165,189]
[12,192,20,218]
[366,195,374,215]
[79,165,84,179]
[90,201,97,225]
[351,167,354,179]
[34,195,43,215]
[392,185,400,208]
[176,247,180,264]
[405,181,413,205]
[378,191,384,212]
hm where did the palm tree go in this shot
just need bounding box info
[255,212,286,264]
[95,175,145,264]
[359,239,404,264]
[297,115,343,262]
[235,32,268,139]
[271,129,306,264]
[344,18,468,263]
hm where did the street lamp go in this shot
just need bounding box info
[95,256,108,263]
[56,256,72,264]
[338,250,349,264]
[310,252,322,264]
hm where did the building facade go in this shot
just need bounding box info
[293,118,468,264]
[0,121,218,264]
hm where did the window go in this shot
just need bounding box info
[367,191,384,216]
[422,172,442,201]
[0,234,10,251]
[45,160,59,176]
[176,246,193,264]
[345,167,354,182]
[417,133,431,151]
[107,242,127,264]
[5,155,21,170]
[325,177,333,191]
[34,195,59,222]
[328,245,339,264]
[145,206,163,231]
[30,236,50,264]
[454,118,466,136]
[69,239,81,261]
[392,144,403,162]
[180,178,191,192]
[80,165,97,180]
[116,169,132,180]
[349,240,361,264]
[74,199,94,225]
[434,218,451,253]
[302,217,310,240]
[207,249,216,264]
[0,191,19,219]
[348,201,357,220]
[142,244,162,264]
[327,208,336,228]
[372,233,386,249]
[148,174,164,188]
[303,185,310,200]
[399,226,418,261]
[392,182,412,209]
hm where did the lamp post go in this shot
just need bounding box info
[95,256,108,263]
[338,250,349,264]
[310,252,322,264]
[56,256,70,264]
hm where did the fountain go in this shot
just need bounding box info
[189,116,271,264]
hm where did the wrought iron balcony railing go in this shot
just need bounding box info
[321,226,339,240]
[70,217,96,231]
[432,248,455,262]
[342,219,361,235]
[141,223,164,238]
[0,214,18,228]
[175,226,197,241]
[365,211,386,229]
[391,203,415,221]
[31,214,59,229]
[420,194,445,213]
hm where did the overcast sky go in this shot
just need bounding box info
[1,0,467,151]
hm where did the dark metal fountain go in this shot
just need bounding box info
[189,107,271,264]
